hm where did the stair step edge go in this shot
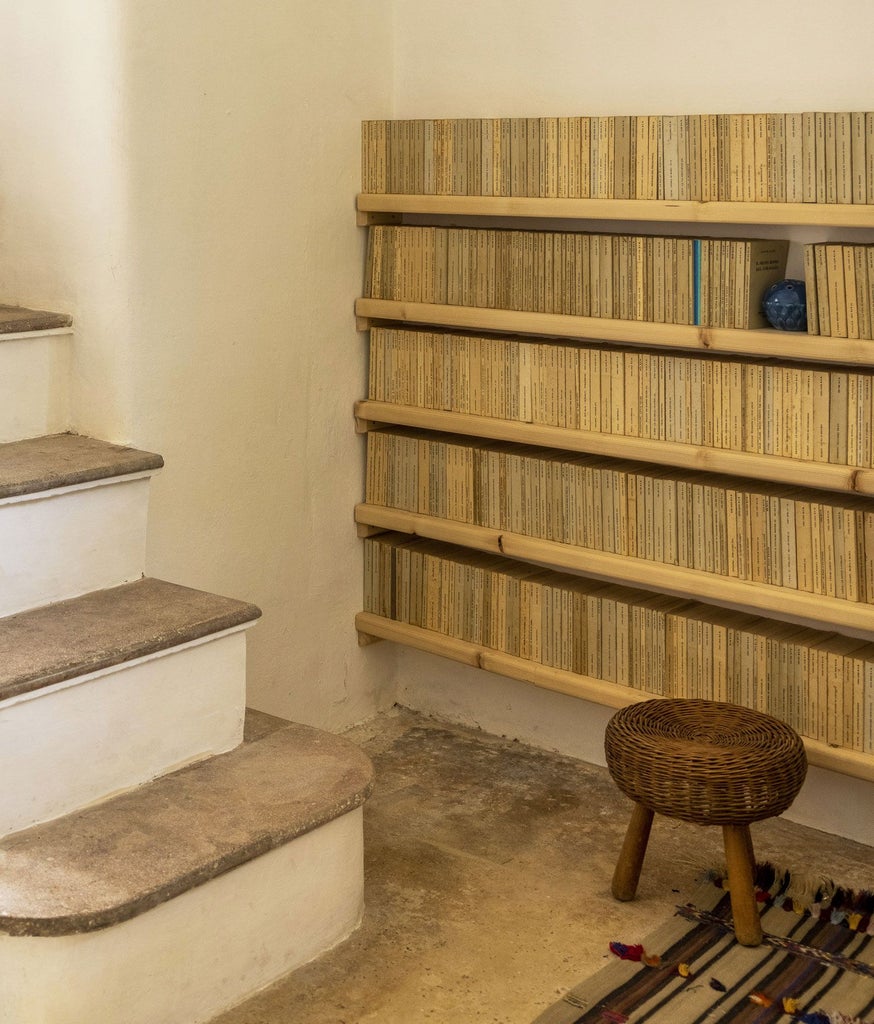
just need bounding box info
[0,578,262,703]
[0,724,374,936]
[0,433,163,500]
[0,304,72,336]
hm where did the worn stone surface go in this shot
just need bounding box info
[0,722,373,936]
[0,577,262,701]
[213,707,873,1024]
[0,304,71,335]
[0,432,163,499]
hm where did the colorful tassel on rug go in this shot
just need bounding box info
[747,991,872,1024]
[608,941,871,1024]
[609,942,691,975]
[707,863,874,935]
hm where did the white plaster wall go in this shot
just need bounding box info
[393,0,874,117]
[0,2,397,730]
[118,2,397,729]
[390,0,874,845]
[0,0,134,438]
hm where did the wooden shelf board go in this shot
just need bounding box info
[354,503,874,637]
[355,298,874,366]
[355,400,874,497]
[357,194,874,229]
[355,611,874,783]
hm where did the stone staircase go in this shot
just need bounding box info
[0,307,373,1023]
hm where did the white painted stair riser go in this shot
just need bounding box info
[0,629,250,838]
[0,333,71,443]
[0,476,152,617]
[0,810,364,1024]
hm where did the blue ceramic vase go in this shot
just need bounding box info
[761,279,807,332]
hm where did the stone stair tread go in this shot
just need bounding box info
[0,432,164,499]
[0,577,262,702]
[0,304,72,335]
[0,723,374,936]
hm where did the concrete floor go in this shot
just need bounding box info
[215,708,872,1024]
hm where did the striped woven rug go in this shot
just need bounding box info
[534,866,874,1024]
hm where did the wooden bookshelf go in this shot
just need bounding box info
[357,194,874,230]
[355,502,874,637]
[355,611,874,784]
[356,298,874,367]
[355,125,874,784]
[355,400,874,497]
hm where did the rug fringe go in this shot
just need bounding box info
[705,862,874,934]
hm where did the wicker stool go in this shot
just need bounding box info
[604,699,807,946]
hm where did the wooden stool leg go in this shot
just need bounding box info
[612,802,654,901]
[722,824,762,947]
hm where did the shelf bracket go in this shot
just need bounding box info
[356,523,389,539]
[357,630,384,646]
[356,211,404,227]
[354,414,383,434]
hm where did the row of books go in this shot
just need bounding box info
[361,114,874,204]
[804,242,874,339]
[363,534,873,751]
[365,428,874,602]
[365,225,788,329]
[369,327,874,467]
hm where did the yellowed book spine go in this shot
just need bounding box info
[596,116,614,199]
[633,115,649,200]
[824,111,838,203]
[495,117,511,198]
[867,113,874,208]
[844,246,860,340]
[526,117,541,198]
[647,115,661,201]
[360,120,374,193]
[688,114,702,201]
[480,118,494,198]
[815,112,828,203]
[509,117,526,198]
[801,112,817,203]
[700,113,717,203]
[753,113,768,202]
[811,368,831,463]
[742,113,756,202]
[802,243,820,336]
[613,115,632,200]
[826,243,849,338]
[851,111,868,204]
[557,117,570,199]
[855,246,871,341]
[858,371,873,468]
[785,112,803,203]
[677,115,690,201]
[728,114,744,201]
[835,111,853,205]
[798,366,814,461]
[795,498,813,592]
[829,369,849,464]
[541,116,559,199]
[413,119,426,194]
[567,117,582,198]
[814,243,832,336]
[867,248,874,344]
[662,114,679,200]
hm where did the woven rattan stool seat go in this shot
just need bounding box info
[604,699,807,825]
[604,698,807,947]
